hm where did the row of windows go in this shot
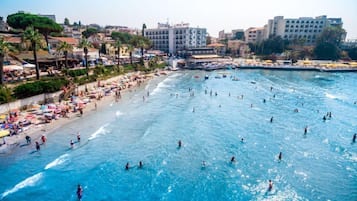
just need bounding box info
[284,29,322,33]
[146,31,169,35]
[286,20,324,24]
[147,36,169,40]
[146,30,205,35]
[286,24,323,28]
[284,34,316,39]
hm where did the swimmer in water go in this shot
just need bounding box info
[278,152,282,161]
[230,156,235,163]
[304,126,308,135]
[41,135,46,144]
[270,117,273,123]
[353,133,356,143]
[77,132,81,142]
[241,138,244,143]
[35,141,40,151]
[70,140,74,148]
[178,140,182,148]
[139,161,143,168]
[202,160,206,167]
[77,184,83,201]
[268,180,273,191]
[125,162,130,170]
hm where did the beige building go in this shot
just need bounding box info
[244,27,265,43]
[227,40,249,57]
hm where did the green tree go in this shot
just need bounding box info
[57,41,73,70]
[82,27,98,39]
[347,47,357,60]
[313,42,340,60]
[127,44,134,64]
[313,26,346,60]
[316,26,346,47]
[23,26,43,80]
[111,32,133,44]
[7,12,62,50]
[100,43,107,55]
[64,18,70,26]
[0,37,15,85]
[113,39,122,66]
[130,35,151,65]
[79,39,92,78]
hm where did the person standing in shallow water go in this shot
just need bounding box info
[77,184,83,201]
[278,152,282,161]
[178,140,182,148]
[35,141,40,151]
[353,133,356,143]
[268,180,273,191]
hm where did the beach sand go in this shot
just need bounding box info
[0,70,169,154]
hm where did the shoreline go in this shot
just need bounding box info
[0,70,170,155]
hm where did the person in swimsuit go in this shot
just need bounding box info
[77,184,83,200]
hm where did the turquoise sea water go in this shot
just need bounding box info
[0,69,357,201]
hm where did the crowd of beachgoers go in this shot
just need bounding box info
[0,70,169,154]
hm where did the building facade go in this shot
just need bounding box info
[244,27,265,43]
[145,22,207,54]
[265,15,343,45]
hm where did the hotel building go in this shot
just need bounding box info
[145,22,207,54]
[265,15,343,45]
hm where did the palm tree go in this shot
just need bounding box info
[130,35,151,65]
[79,39,92,79]
[127,44,134,65]
[23,27,43,80]
[113,39,122,66]
[0,37,15,85]
[57,41,73,70]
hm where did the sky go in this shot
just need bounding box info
[0,0,356,39]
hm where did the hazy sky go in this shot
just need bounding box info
[1,0,356,39]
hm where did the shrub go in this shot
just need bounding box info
[67,69,88,77]
[0,86,13,104]
[13,78,69,99]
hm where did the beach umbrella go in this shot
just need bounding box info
[23,63,36,68]
[0,114,7,120]
[47,103,56,109]
[0,130,10,138]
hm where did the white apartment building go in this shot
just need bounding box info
[244,27,265,43]
[265,15,343,45]
[145,22,207,54]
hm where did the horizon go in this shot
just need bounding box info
[0,0,356,39]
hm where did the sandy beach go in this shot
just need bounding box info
[0,70,169,154]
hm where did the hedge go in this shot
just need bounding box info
[13,78,69,99]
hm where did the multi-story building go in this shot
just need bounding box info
[265,15,344,45]
[145,22,207,54]
[244,27,265,43]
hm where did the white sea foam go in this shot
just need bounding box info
[322,138,329,144]
[325,93,337,99]
[294,170,308,180]
[115,111,124,117]
[45,154,69,170]
[151,78,171,96]
[1,172,43,198]
[88,123,109,140]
